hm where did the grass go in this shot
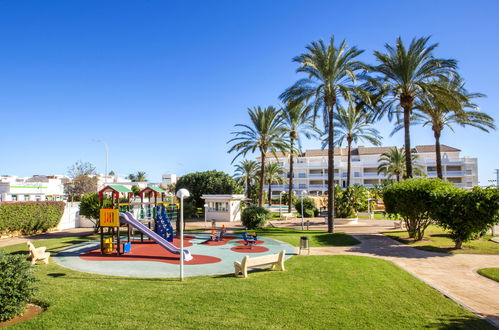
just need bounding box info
[477,268,499,283]
[1,236,491,329]
[358,213,386,220]
[243,227,360,247]
[382,225,499,255]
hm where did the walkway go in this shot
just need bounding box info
[272,218,499,327]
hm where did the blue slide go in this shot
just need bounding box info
[155,205,174,242]
[119,212,192,261]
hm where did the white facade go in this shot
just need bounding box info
[161,174,177,187]
[201,194,245,222]
[0,175,69,202]
[261,145,478,196]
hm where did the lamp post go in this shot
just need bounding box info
[95,139,109,183]
[300,190,307,230]
[176,188,190,281]
[204,203,209,228]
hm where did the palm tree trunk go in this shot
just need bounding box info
[259,152,265,207]
[288,138,294,213]
[268,180,272,206]
[434,129,443,179]
[403,106,413,178]
[246,177,250,197]
[327,104,335,233]
[396,174,400,182]
[346,139,352,187]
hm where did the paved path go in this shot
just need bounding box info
[272,218,499,327]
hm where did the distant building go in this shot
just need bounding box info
[258,145,478,197]
[0,175,69,202]
[161,174,177,187]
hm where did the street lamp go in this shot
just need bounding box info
[176,188,190,281]
[204,203,209,228]
[94,139,109,184]
[300,190,307,230]
[279,191,285,219]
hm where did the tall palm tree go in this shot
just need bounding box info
[263,162,285,206]
[228,106,288,206]
[280,37,365,233]
[377,147,424,182]
[372,36,457,178]
[281,101,317,212]
[135,171,147,182]
[415,78,495,179]
[233,159,259,196]
[334,103,382,187]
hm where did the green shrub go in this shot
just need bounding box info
[294,197,317,218]
[281,192,297,206]
[0,251,37,322]
[334,186,368,218]
[382,178,456,240]
[79,194,112,229]
[0,201,65,235]
[431,187,499,249]
[241,205,271,229]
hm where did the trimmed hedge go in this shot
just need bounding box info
[0,201,65,235]
[241,205,271,229]
[0,251,37,322]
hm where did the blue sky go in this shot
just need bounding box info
[0,0,498,185]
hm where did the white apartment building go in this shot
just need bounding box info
[0,175,70,202]
[161,174,177,187]
[261,145,478,197]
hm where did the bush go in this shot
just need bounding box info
[0,252,37,322]
[383,178,456,240]
[334,185,368,218]
[294,197,317,218]
[431,187,499,249]
[281,192,297,206]
[79,194,112,229]
[241,205,271,229]
[0,202,65,235]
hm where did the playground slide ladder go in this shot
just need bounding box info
[119,212,192,261]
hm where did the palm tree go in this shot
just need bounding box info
[233,159,259,196]
[280,37,365,233]
[228,106,288,206]
[263,162,285,206]
[281,101,316,212]
[377,147,424,182]
[135,171,147,182]
[372,36,457,178]
[415,78,495,179]
[334,103,382,187]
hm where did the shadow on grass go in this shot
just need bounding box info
[314,233,360,246]
[425,315,496,329]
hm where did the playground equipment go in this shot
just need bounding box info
[208,225,227,242]
[98,185,192,261]
[242,231,258,249]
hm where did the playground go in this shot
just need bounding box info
[53,185,293,277]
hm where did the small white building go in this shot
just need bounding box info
[201,194,245,222]
[162,174,177,187]
[0,175,69,202]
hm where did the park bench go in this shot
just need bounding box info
[234,250,286,278]
[27,241,50,265]
[281,212,295,220]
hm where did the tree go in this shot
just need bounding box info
[128,171,147,182]
[131,185,141,196]
[79,193,111,230]
[263,162,285,205]
[333,103,382,187]
[280,36,365,233]
[377,147,424,182]
[281,101,317,212]
[127,173,136,181]
[67,160,96,178]
[108,170,115,176]
[413,77,495,179]
[372,36,457,178]
[228,106,288,206]
[175,170,243,208]
[233,159,259,197]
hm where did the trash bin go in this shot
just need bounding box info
[299,236,310,255]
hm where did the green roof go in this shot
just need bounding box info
[140,186,166,194]
[101,185,132,193]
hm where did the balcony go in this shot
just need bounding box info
[445,171,464,177]
[363,172,380,178]
[308,184,326,190]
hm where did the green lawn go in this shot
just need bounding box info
[246,227,360,247]
[383,225,499,255]
[477,268,499,283]
[1,236,490,329]
[358,213,386,220]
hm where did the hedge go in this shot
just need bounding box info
[0,251,37,322]
[0,201,65,235]
[241,205,271,229]
[294,197,317,218]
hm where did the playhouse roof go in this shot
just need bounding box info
[139,186,167,197]
[99,185,132,194]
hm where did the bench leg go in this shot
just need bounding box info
[242,268,248,278]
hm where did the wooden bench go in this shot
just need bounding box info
[27,241,50,265]
[234,250,286,278]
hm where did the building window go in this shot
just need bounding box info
[35,195,42,201]
[24,195,30,201]
[465,169,472,175]
[354,172,361,177]
[12,195,18,201]
[209,202,228,212]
